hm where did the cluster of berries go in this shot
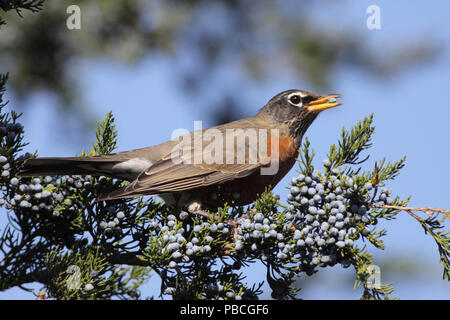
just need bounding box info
[155,211,231,269]
[232,159,384,275]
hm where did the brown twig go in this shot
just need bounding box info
[370,204,450,219]
[36,291,48,300]
[370,161,379,205]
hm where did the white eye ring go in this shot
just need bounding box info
[287,91,307,105]
[288,94,302,105]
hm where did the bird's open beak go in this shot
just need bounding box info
[305,94,342,112]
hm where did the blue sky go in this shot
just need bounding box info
[1,1,449,299]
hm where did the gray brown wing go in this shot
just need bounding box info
[102,117,272,199]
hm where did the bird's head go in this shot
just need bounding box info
[258,89,342,140]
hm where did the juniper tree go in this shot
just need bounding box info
[0,0,448,300]
[0,73,448,299]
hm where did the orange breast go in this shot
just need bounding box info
[266,136,298,162]
[197,135,299,207]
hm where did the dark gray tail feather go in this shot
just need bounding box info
[17,157,120,178]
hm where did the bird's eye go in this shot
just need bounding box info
[289,95,302,105]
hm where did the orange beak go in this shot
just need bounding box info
[305,94,342,112]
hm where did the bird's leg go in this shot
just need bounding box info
[187,200,217,220]
[187,200,238,226]
[187,201,254,255]
[187,200,238,236]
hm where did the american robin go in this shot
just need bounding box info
[18,90,341,212]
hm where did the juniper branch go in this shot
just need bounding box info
[371,204,450,219]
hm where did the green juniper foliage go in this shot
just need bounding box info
[1,0,448,301]
[0,72,448,299]
[0,0,45,26]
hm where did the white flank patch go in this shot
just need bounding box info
[111,158,152,173]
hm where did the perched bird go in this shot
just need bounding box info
[18,90,341,212]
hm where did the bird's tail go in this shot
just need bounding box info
[17,157,120,178]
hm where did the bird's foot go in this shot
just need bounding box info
[187,200,249,255]
[187,200,215,219]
